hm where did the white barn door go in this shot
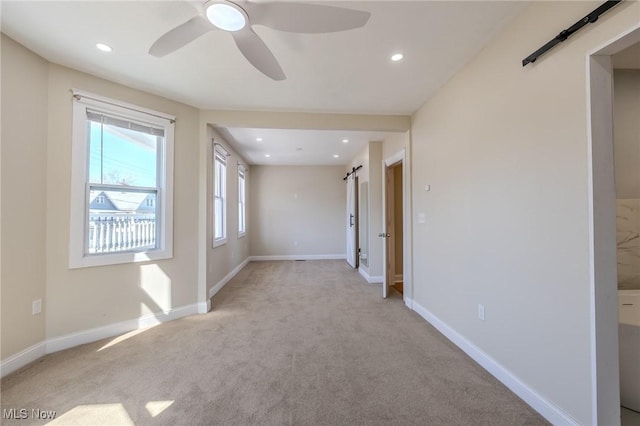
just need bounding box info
[346,174,357,268]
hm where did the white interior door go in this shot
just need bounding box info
[346,175,357,268]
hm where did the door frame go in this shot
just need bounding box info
[587,23,640,425]
[382,148,412,304]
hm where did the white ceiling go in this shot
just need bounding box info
[1,0,528,165]
[217,127,394,165]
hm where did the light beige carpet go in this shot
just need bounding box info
[1,260,547,425]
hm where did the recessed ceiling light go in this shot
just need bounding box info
[342,139,349,143]
[96,43,112,52]
[265,154,271,158]
[256,137,262,142]
[333,154,339,158]
[391,53,404,62]
[206,2,247,32]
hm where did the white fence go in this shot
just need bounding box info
[88,215,156,253]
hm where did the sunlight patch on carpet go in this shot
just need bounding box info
[46,403,133,425]
[145,400,174,417]
[97,325,157,351]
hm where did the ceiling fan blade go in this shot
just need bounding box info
[231,28,286,81]
[149,15,213,57]
[247,2,370,34]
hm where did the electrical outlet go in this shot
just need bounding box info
[478,304,485,321]
[32,299,42,315]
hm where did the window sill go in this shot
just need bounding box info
[213,238,227,248]
[238,232,246,239]
[69,248,172,269]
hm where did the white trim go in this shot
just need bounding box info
[1,303,200,378]
[384,150,404,167]
[72,89,175,122]
[410,299,579,426]
[404,296,413,310]
[197,300,211,314]
[249,254,346,261]
[213,238,227,248]
[394,274,403,283]
[0,341,46,378]
[358,267,383,283]
[209,257,250,299]
[46,304,200,354]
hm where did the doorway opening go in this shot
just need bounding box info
[612,41,640,424]
[588,25,640,425]
[382,148,410,301]
[387,163,404,296]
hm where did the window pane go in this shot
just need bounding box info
[214,197,223,239]
[238,171,245,234]
[88,117,159,187]
[88,187,157,254]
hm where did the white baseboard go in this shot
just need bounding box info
[404,296,414,310]
[46,304,201,354]
[249,254,346,261]
[209,257,250,299]
[358,267,383,284]
[0,341,47,378]
[410,300,579,426]
[395,274,404,283]
[1,303,200,379]
[198,301,210,314]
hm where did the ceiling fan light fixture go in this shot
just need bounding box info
[206,1,247,32]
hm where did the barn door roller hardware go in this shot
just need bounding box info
[343,165,363,181]
[522,0,623,66]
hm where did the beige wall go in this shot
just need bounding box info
[1,35,49,359]
[0,34,202,358]
[410,1,640,424]
[367,142,383,277]
[614,69,640,198]
[207,127,251,291]
[249,166,345,257]
[382,131,410,160]
[45,64,201,337]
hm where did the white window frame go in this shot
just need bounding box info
[69,90,174,268]
[213,147,227,247]
[238,165,246,237]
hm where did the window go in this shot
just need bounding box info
[238,166,246,236]
[213,147,227,246]
[69,90,174,268]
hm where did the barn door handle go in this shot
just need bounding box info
[349,214,354,227]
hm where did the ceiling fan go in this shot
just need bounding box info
[149,0,371,81]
